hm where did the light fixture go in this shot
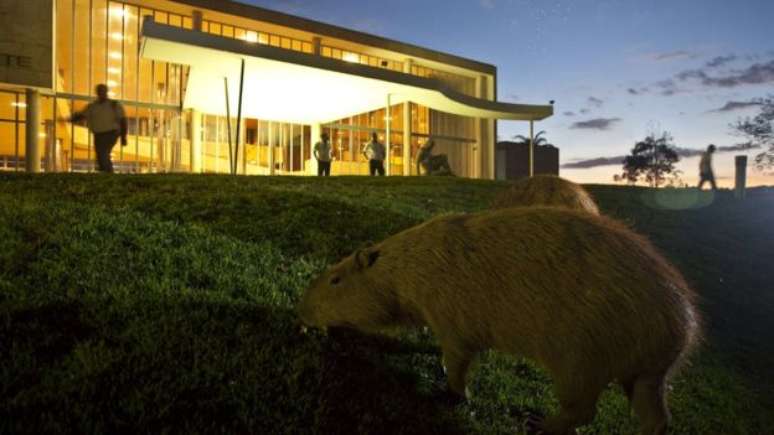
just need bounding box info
[11,102,27,108]
[342,52,359,63]
[110,32,124,41]
[243,32,258,43]
[109,51,122,60]
[107,67,121,74]
[106,80,118,87]
[107,91,117,98]
[109,8,126,19]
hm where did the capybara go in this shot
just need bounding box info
[491,175,600,215]
[298,207,700,435]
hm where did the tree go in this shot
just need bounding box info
[513,130,550,147]
[734,94,774,170]
[619,132,680,187]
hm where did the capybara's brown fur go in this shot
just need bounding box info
[298,207,700,435]
[491,175,600,215]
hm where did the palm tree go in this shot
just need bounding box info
[512,130,550,147]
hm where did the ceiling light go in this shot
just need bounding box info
[109,51,122,60]
[11,102,27,108]
[107,67,121,74]
[110,32,124,41]
[342,52,359,63]
[243,32,258,43]
[106,80,118,87]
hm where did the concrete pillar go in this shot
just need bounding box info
[191,109,202,173]
[312,37,322,56]
[268,121,275,176]
[25,88,41,173]
[402,59,413,176]
[735,155,747,199]
[385,94,392,176]
[486,76,496,180]
[192,11,203,31]
[475,75,484,179]
[309,123,321,175]
[44,120,55,172]
[529,120,534,177]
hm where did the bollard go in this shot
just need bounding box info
[735,155,747,199]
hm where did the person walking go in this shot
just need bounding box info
[314,132,333,176]
[362,132,386,176]
[67,84,127,173]
[698,144,717,191]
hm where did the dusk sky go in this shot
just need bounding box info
[243,0,774,186]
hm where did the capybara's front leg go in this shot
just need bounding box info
[441,346,473,399]
[527,378,603,435]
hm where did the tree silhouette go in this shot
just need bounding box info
[620,132,680,187]
[513,130,550,147]
[734,94,773,170]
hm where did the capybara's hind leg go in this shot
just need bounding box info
[530,380,603,435]
[440,346,473,398]
[630,374,670,435]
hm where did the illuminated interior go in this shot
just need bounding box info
[0,0,552,177]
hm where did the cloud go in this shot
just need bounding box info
[570,118,622,131]
[479,0,496,9]
[563,156,626,169]
[707,101,763,113]
[678,60,774,88]
[563,111,576,117]
[587,96,604,108]
[706,55,737,68]
[579,108,591,114]
[562,143,761,169]
[627,88,640,95]
[648,50,700,62]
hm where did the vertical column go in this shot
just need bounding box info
[192,10,203,31]
[486,76,496,180]
[25,89,41,173]
[735,155,748,199]
[385,94,392,176]
[403,59,413,176]
[475,75,484,179]
[312,37,322,56]
[44,120,55,172]
[268,121,275,176]
[529,120,535,177]
[191,109,202,173]
[309,123,321,175]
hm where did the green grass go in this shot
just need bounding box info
[1,173,772,434]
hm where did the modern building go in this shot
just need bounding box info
[0,0,552,177]
[496,142,559,180]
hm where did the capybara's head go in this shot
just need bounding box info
[491,175,600,215]
[298,247,394,332]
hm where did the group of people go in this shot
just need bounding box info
[68,83,720,190]
[313,131,386,177]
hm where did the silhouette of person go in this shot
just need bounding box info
[68,84,127,173]
[362,132,386,176]
[314,132,333,176]
[698,144,717,191]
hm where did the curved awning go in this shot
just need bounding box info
[140,19,553,124]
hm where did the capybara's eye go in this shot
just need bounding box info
[330,276,341,285]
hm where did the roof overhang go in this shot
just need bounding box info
[140,19,553,125]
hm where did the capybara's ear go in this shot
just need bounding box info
[355,249,381,270]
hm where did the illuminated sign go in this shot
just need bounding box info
[0,0,54,89]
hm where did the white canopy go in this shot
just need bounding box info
[140,19,553,125]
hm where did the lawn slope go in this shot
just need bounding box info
[1,174,772,434]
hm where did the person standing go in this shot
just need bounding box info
[362,132,386,176]
[314,132,333,176]
[68,84,127,173]
[698,144,717,191]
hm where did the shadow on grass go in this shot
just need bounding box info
[1,298,469,434]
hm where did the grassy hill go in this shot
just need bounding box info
[1,174,772,434]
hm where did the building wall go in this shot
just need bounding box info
[495,141,560,180]
[0,0,496,177]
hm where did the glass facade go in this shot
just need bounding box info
[0,0,489,177]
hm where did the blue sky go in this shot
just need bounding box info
[242,0,774,185]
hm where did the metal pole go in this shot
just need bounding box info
[529,119,534,177]
[386,93,391,176]
[224,77,233,173]
[234,59,245,175]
